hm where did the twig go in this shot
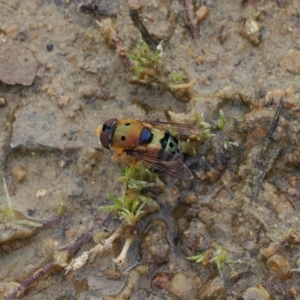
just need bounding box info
[184,0,199,38]
[250,97,284,200]
[130,10,157,48]
[5,262,55,300]
[4,215,112,300]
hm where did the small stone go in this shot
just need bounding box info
[184,194,197,205]
[46,63,54,70]
[0,282,21,298]
[259,243,282,260]
[47,23,54,32]
[129,0,142,10]
[265,276,285,297]
[206,168,220,182]
[264,90,284,105]
[0,97,7,107]
[285,84,297,95]
[287,286,298,298]
[103,268,122,280]
[198,276,226,300]
[1,24,20,37]
[240,19,262,46]
[12,165,28,183]
[46,43,54,52]
[180,219,210,253]
[239,283,272,300]
[139,219,171,267]
[151,272,170,290]
[58,95,70,108]
[196,6,209,24]
[35,187,49,198]
[279,50,300,75]
[169,273,201,299]
[266,254,292,280]
[0,36,38,85]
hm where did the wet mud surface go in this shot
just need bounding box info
[1,0,300,299]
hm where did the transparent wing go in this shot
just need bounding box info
[127,146,193,181]
[144,121,202,136]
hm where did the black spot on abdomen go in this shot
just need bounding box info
[160,133,170,150]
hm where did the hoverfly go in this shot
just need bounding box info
[96,119,201,181]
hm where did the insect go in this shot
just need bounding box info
[96,118,201,181]
[79,1,119,17]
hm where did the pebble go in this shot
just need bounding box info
[168,273,201,299]
[279,50,300,74]
[46,43,54,52]
[198,276,226,300]
[139,219,171,266]
[240,19,262,46]
[0,97,7,107]
[196,6,209,24]
[151,272,169,290]
[287,286,298,298]
[239,283,272,300]
[259,243,282,260]
[0,37,38,85]
[266,254,292,280]
[103,268,122,280]
[35,187,49,198]
[12,165,28,183]
[1,24,20,37]
[58,95,70,108]
[180,219,210,252]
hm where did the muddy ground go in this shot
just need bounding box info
[1,0,300,299]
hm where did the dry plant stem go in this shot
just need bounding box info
[130,10,157,48]
[113,235,135,265]
[168,79,197,90]
[265,97,284,142]
[184,0,199,38]
[5,216,112,300]
[5,262,54,300]
[66,222,128,273]
[250,98,284,200]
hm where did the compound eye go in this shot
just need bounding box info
[100,130,110,149]
[99,118,117,149]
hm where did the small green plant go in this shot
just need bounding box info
[127,37,167,85]
[170,73,187,83]
[101,190,159,225]
[0,178,15,221]
[217,109,227,130]
[119,163,158,190]
[0,178,43,229]
[100,164,161,225]
[58,196,67,216]
[127,36,197,102]
[187,244,240,277]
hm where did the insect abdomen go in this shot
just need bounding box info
[153,131,181,157]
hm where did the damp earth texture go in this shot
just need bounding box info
[1,1,300,300]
